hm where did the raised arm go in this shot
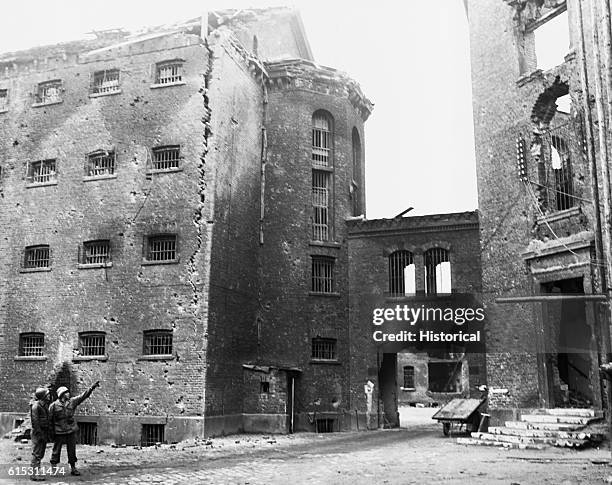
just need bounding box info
[72,381,100,406]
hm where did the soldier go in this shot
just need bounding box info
[49,382,100,476]
[30,387,52,481]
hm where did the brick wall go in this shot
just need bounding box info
[0,33,209,420]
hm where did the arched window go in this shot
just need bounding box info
[388,250,416,295]
[311,111,334,241]
[351,128,362,216]
[424,248,451,295]
[312,111,332,167]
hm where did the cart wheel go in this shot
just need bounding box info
[442,422,450,436]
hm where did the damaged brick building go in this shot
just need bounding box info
[0,7,374,444]
[467,0,612,423]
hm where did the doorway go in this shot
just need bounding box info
[541,278,596,407]
[378,353,399,427]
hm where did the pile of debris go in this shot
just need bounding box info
[457,408,605,450]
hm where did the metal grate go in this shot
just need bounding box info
[0,89,7,110]
[315,418,335,433]
[143,330,173,355]
[312,170,330,241]
[312,113,331,167]
[260,381,270,393]
[20,333,44,357]
[78,422,98,445]
[403,366,415,389]
[147,235,177,261]
[29,159,56,184]
[155,61,183,85]
[424,248,451,295]
[36,80,62,104]
[152,146,180,170]
[388,250,415,295]
[24,245,50,269]
[311,337,336,360]
[87,151,115,176]
[92,69,120,94]
[541,120,575,212]
[312,256,334,293]
[141,424,165,447]
[83,240,111,265]
[79,333,105,356]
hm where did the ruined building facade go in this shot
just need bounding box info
[467,0,612,420]
[0,8,372,444]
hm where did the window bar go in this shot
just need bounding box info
[312,171,329,241]
[81,334,105,356]
[21,334,44,356]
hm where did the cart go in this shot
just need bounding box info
[432,398,487,436]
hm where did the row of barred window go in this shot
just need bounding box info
[17,331,337,362]
[21,235,178,271]
[23,145,181,187]
[388,248,452,296]
[0,60,185,112]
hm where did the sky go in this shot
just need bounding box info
[0,0,478,219]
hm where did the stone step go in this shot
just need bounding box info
[505,420,586,432]
[488,426,602,440]
[530,408,601,418]
[470,432,590,448]
[520,414,599,425]
[456,437,545,450]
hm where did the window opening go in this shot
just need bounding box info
[312,113,331,167]
[82,240,111,265]
[141,424,165,446]
[78,422,98,445]
[311,256,334,294]
[403,366,415,389]
[36,80,62,104]
[388,250,416,295]
[19,333,44,357]
[146,235,177,261]
[79,332,106,357]
[424,248,451,295]
[87,151,115,176]
[312,170,330,241]
[155,61,183,85]
[24,245,50,269]
[28,159,56,184]
[311,337,336,360]
[152,146,180,171]
[143,330,173,355]
[92,69,120,94]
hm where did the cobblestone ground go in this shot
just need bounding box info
[2,424,612,484]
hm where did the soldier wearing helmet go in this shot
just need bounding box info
[30,387,52,481]
[49,381,100,477]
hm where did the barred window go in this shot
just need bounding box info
[151,146,180,171]
[87,150,115,177]
[146,235,177,262]
[424,248,451,295]
[79,332,106,357]
[81,240,111,265]
[311,337,336,360]
[24,245,50,269]
[78,422,98,445]
[91,69,120,95]
[143,330,173,356]
[19,332,45,357]
[0,89,7,110]
[142,424,165,447]
[403,366,415,389]
[35,80,62,104]
[351,128,362,216]
[312,256,334,294]
[389,250,416,296]
[312,170,330,241]
[27,159,56,184]
[312,112,332,167]
[155,60,183,85]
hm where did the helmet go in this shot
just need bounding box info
[34,388,49,400]
[56,386,69,399]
